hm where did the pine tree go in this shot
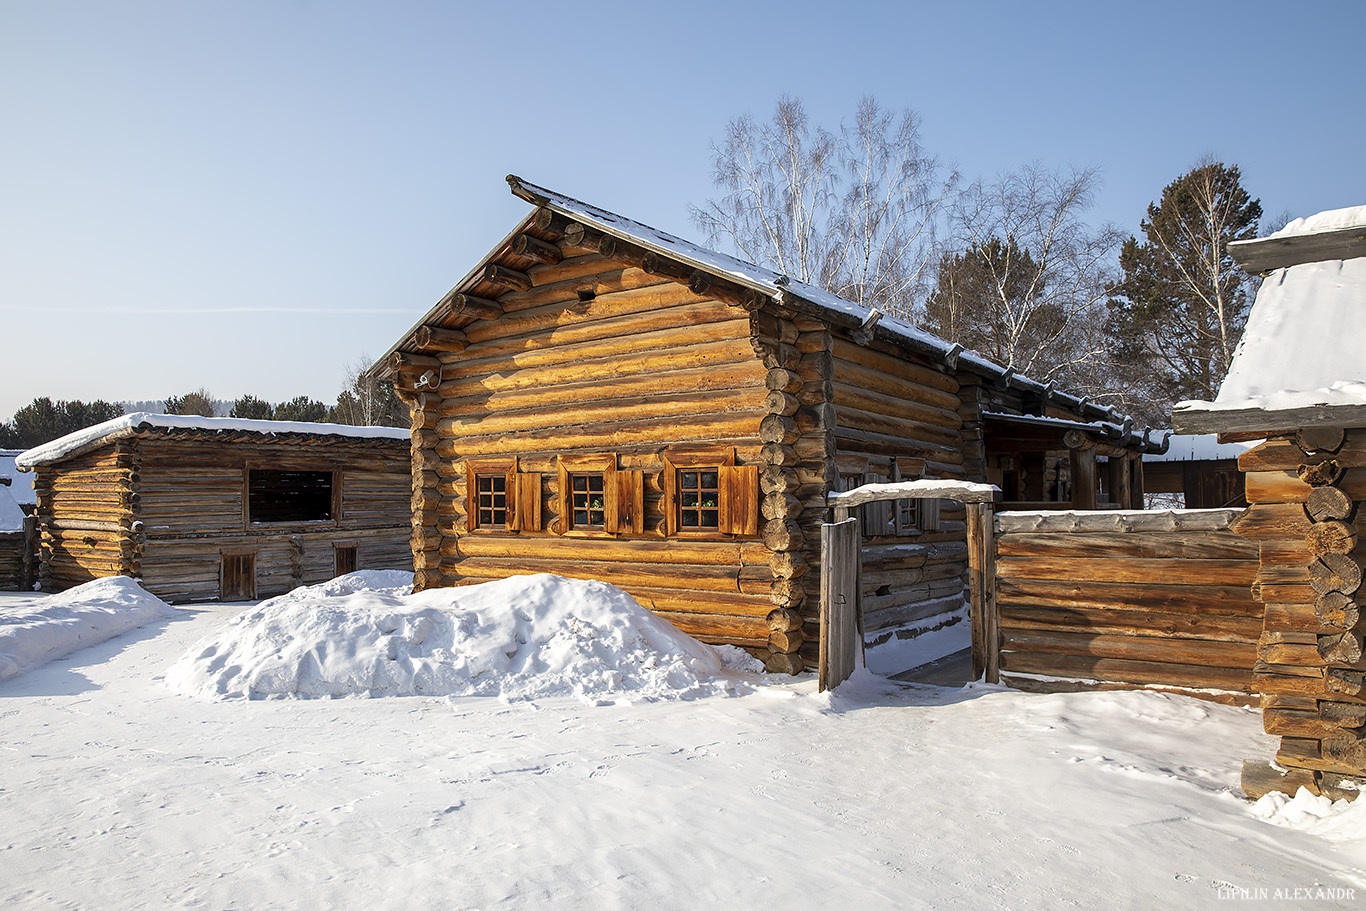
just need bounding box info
[229,395,274,420]
[1108,160,1262,414]
[272,396,328,423]
[164,388,217,417]
[3,397,124,448]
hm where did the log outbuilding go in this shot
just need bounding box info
[16,414,413,602]
[1175,204,1366,799]
[376,177,1161,672]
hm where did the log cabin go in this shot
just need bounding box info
[15,414,413,602]
[375,176,1161,673]
[1175,204,1366,800]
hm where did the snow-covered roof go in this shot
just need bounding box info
[1142,433,1259,463]
[980,410,1167,449]
[0,483,25,532]
[1265,204,1366,240]
[1174,207,1366,434]
[378,176,1159,450]
[16,414,410,470]
[0,451,36,506]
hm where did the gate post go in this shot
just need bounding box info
[819,517,862,692]
[967,502,999,683]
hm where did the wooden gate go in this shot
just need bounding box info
[220,551,257,601]
[821,481,1000,690]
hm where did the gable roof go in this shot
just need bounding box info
[1173,204,1366,434]
[378,176,1161,451]
[16,414,410,470]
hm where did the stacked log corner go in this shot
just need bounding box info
[1237,429,1366,800]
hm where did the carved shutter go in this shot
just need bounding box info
[724,465,760,537]
[511,472,541,533]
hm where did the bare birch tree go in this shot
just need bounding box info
[928,163,1122,391]
[691,95,955,320]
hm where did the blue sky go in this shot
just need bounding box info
[2,0,1362,421]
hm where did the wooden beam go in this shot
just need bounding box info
[391,351,441,371]
[1230,225,1366,273]
[450,293,503,321]
[511,233,563,265]
[413,325,468,354]
[483,264,532,292]
[1071,446,1097,510]
[1175,403,1366,436]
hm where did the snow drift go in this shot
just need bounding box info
[0,577,177,680]
[166,571,757,702]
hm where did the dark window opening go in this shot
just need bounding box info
[571,473,606,529]
[248,470,334,523]
[476,474,508,527]
[576,288,596,302]
[897,498,918,531]
[679,469,720,529]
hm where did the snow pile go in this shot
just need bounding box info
[1252,786,1366,842]
[166,572,755,703]
[0,577,177,680]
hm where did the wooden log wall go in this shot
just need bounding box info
[33,435,412,602]
[406,235,786,660]
[827,336,969,659]
[0,531,24,590]
[1235,429,1366,797]
[32,445,137,592]
[993,509,1261,701]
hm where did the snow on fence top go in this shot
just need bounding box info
[1174,204,1366,433]
[16,413,410,470]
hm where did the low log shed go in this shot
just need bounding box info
[1175,204,1366,800]
[374,176,1161,676]
[16,414,413,602]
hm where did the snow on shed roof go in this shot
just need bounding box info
[0,451,36,506]
[16,414,410,470]
[1174,205,1366,435]
[1142,433,1259,463]
[0,483,24,532]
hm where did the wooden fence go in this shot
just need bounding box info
[0,516,39,592]
[986,508,1262,701]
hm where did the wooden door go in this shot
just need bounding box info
[819,517,862,691]
[221,552,257,601]
[334,544,357,577]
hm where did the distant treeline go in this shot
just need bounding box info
[0,358,405,450]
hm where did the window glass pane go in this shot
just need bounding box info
[570,473,605,529]
[678,466,721,532]
[475,473,508,527]
[249,470,333,523]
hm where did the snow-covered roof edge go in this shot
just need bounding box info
[505,177,1150,438]
[980,411,1170,451]
[17,413,410,470]
[1142,433,1259,463]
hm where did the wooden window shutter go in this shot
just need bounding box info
[922,497,942,532]
[613,469,644,535]
[511,472,541,533]
[662,454,679,537]
[724,465,760,537]
[465,461,477,532]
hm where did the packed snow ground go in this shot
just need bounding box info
[3,575,1366,910]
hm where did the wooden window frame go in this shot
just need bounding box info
[554,454,643,538]
[466,458,541,535]
[662,446,758,539]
